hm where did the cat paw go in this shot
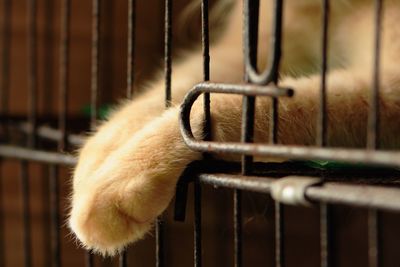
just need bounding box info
[69,108,200,255]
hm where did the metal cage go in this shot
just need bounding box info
[0,0,399,266]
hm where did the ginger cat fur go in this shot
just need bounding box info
[69,0,400,255]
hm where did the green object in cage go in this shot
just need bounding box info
[82,104,113,120]
[297,159,396,171]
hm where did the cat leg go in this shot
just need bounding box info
[70,66,400,255]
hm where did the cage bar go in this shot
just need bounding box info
[87,0,102,264]
[27,0,38,148]
[20,161,32,267]
[275,202,284,267]
[0,0,11,126]
[156,218,164,267]
[0,1,12,265]
[367,1,384,266]
[320,203,332,267]
[59,0,70,151]
[126,0,136,99]
[319,1,331,267]
[368,209,380,267]
[90,0,101,131]
[164,0,172,108]
[198,173,400,212]
[49,165,61,267]
[0,163,4,266]
[194,180,202,267]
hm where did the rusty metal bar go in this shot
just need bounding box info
[244,0,282,85]
[119,252,127,267]
[0,0,11,124]
[119,2,136,265]
[164,0,172,108]
[49,165,60,267]
[156,218,164,267]
[156,1,173,264]
[318,0,329,148]
[368,209,381,267]
[368,0,383,150]
[275,202,284,267]
[88,0,101,263]
[126,0,136,99]
[27,0,37,148]
[85,252,93,267]
[22,0,38,265]
[233,189,242,267]
[18,123,84,147]
[0,163,4,266]
[59,0,70,151]
[320,203,332,267]
[20,161,32,267]
[194,179,202,267]
[179,129,400,168]
[0,1,12,265]
[319,2,331,267]
[198,173,400,212]
[367,1,384,266]
[91,0,101,130]
[0,145,76,165]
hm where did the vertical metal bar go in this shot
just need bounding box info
[0,2,11,264]
[119,252,127,267]
[194,180,202,267]
[91,0,101,130]
[85,252,94,267]
[164,0,172,108]
[88,0,101,265]
[156,218,164,267]
[126,0,135,99]
[202,0,211,138]
[0,163,4,266]
[193,1,209,266]
[367,0,382,150]
[318,0,329,147]
[268,0,283,143]
[59,0,70,151]
[320,203,332,267]
[20,161,32,267]
[156,1,172,265]
[42,0,54,117]
[275,202,284,267]
[119,2,135,266]
[0,0,11,122]
[239,0,259,266]
[319,2,331,267]
[49,165,60,267]
[367,2,383,267]
[21,0,37,265]
[368,209,380,267]
[156,0,173,262]
[27,0,37,148]
[233,189,242,267]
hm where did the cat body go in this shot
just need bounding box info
[69,0,400,255]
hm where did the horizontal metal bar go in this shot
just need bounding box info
[18,123,84,146]
[0,145,76,166]
[181,140,400,168]
[180,82,400,168]
[183,82,293,98]
[199,173,400,212]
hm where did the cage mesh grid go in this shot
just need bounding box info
[0,0,399,266]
